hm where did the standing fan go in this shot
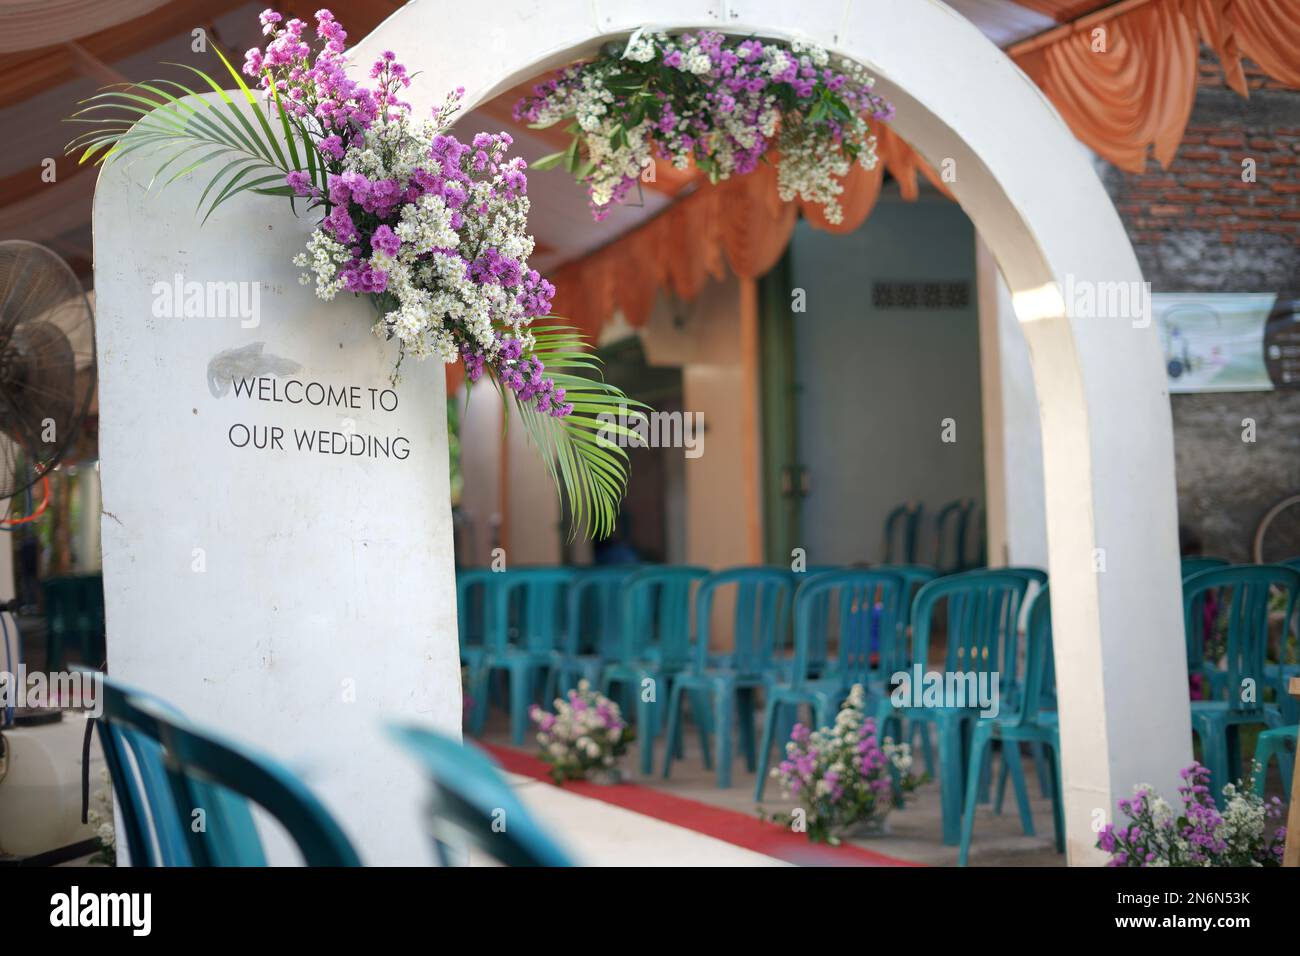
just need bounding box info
[0,241,96,497]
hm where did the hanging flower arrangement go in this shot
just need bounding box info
[514,29,894,223]
[66,8,640,539]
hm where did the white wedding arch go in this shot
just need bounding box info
[349,0,1191,863]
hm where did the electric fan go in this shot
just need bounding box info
[0,240,97,496]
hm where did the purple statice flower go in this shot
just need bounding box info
[370,224,400,257]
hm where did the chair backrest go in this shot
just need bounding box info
[787,567,845,670]
[932,498,975,574]
[96,676,197,866]
[694,567,795,673]
[910,570,1030,689]
[618,566,709,670]
[565,565,640,657]
[1182,564,1300,712]
[387,723,575,866]
[128,697,362,866]
[1004,585,1054,727]
[96,676,268,866]
[873,564,939,674]
[456,568,499,654]
[1182,556,1230,577]
[883,501,923,565]
[490,567,575,655]
[790,570,903,688]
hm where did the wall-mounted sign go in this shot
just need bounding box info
[1157,292,1292,393]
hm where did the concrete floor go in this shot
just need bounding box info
[476,710,1067,867]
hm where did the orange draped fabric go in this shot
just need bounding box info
[548,160,798,338]
[1012,0,1300,172]
[542,128,952,338]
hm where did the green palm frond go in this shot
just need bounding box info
[485,325,646,540]
[63,45,321,222]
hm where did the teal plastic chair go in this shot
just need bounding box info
[1184,564,1299,799]
[872,564,940,680]
[469,567,574,745]
[113,692,360,866]
[95,675,214,866]
[754,569,904,800]
[959,585,1064,865]
[388,723,576,866]
[875,569,1029,845]
[873,564,940,773]
[883,502,923,565]
[1252,724,1296,800]
[601,565,709,775]
[456,568,499,678]
[932,498,975,574]
[662,567,795,787]
[1182,556,1229,577]
[546,565,640,702]
[992,566,1051,800]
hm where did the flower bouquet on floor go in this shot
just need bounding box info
[1097,761,1287,866]
[530,681,633,785]
[763,684,921,845]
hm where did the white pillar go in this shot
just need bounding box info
[978,239,1047,569]
[93,98,461,864]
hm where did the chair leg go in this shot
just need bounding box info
[690,688,713,768]
[1194,716,1229,805]
[1031,741,1052,798]
[754,697,781,802]
[637,673,659,776]
[662,681,687,780]
[959,730,993,866]
[1226,724,1242,788]
[914,721,936,778]
[738,687,757,772]
[1047,741,1065,854]
[993,753,1009,816]
[469,666,492,736]
[937,718,965,846]
[1004,742,1035,837]
[508,666,533,746]
[715,688,735,789]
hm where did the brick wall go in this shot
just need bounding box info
[1101,48,1300,562]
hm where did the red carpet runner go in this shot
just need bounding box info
[483,743,922,867]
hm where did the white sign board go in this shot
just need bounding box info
[93,116,461,864]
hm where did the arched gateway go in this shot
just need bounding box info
[93,0,1191,864]
[352,0,1191,863]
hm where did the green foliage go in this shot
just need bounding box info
[64,46,323,223]
[478,326,645,541]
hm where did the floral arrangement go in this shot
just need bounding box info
[67,8,640,538]
[514,29,894,223]
[529,680,632,784]
[1097,762,1287,866]
[763,684,920,844]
